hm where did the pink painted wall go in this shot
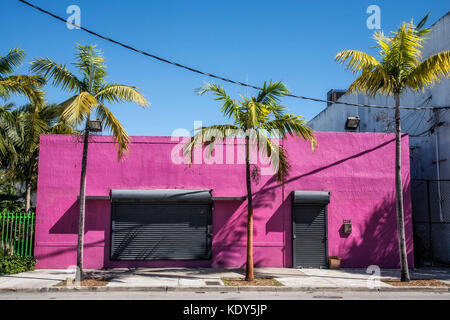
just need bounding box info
[35,132,414,269]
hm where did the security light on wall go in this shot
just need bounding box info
[88,119,102,132]
[345,116,360,130]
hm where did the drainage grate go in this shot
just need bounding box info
[205,281,222,286]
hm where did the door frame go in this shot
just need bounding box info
[292,203,329,268]
[109,202,213,261]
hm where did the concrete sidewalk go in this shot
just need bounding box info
[0,267,449,293]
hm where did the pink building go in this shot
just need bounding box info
[35,132,414,269]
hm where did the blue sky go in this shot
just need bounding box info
[2,0,449,136]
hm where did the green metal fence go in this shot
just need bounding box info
[0,211,36,257]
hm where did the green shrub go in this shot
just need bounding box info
[0,240,36,275]
[0,254,36,275]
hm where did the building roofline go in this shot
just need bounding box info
[430,11,450,28]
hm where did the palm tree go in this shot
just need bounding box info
[0,48,45,106]
[335,13,450,282]
[0,103,17,167]
[0,49,46,197]
[0,103,23,212]
[0,103,76,211]
[0,172,25,212]
[185,81,315,280]
[31,44,149,280]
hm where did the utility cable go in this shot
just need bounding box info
[17,0,450,111]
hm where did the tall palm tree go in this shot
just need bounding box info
[185,81,316,280]
[31,44,149,280]
[0,103,76,211]
[0,48,45,106]
[335,13,450,282]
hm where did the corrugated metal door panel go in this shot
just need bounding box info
[111,203,211,260]
[293,205,327,268]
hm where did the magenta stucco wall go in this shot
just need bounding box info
[35,132,414,269]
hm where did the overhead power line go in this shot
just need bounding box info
[17,0,450,111]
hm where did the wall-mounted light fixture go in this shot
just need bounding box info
[88,119,102,132]
[345,116,360,130]
[343,219,352,235]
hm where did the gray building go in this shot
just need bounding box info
[309,12,450,265]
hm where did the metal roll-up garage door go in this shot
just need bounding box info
[110,189,212,261]
[292,191,329,268]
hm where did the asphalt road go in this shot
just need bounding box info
[0,290,448,300]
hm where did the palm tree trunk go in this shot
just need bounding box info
[245,135,254,281]
[394,93,410,282]
[25,181,31,212]
[76,120,90,282]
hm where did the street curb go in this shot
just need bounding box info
[0,285,448,294]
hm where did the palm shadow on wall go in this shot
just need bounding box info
[49,200,107,234]
[261,135,404,194]
[336,185,414,269]
[260,135,412,269]
[212,177,279,268]
[35,200,107,261]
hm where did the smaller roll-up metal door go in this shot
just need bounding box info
[292,191,329,268]
[110,189,212,261]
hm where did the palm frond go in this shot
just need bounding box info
[18,111,48,152]
[405,50,450,91]
[347,65,393,96]
[256,81,290,105]
[0,77,45,106]
[266,103,286,120]
[415,12,431,37]
[31,58,82,92]
[0,102,16,124]
[416,12,430,30]
[0,104,18,165]
[0,48,25,76]
[394,22,424,73]
[183,124,241,162]
[74,43,107,88]
[96,103,130,160]
[0,134,16,166]
[197,83,240,122]
[373,31,391,52]
[61,92,98,125]
[95,84,149,107]
[246,99,259,129]
[258,134,290,183]
[264,114,316,150]
[335,50,381,74]
[3,74,46,88]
